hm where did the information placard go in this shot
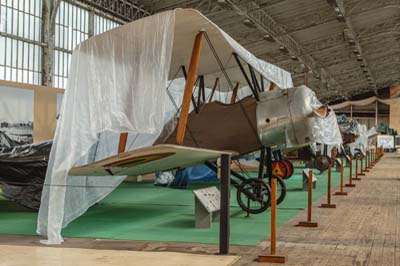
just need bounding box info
[193,186,220,213]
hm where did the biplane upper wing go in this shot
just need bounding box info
[69,144,237,177]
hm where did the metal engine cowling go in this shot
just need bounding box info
[256,85,327,149]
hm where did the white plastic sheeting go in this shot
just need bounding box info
[312,107,343,146]
[37,9,293,244]
[37,10,176,244]
[220,31,293,89]
[312,107,343,156]
[367,126,378,138]
[348,124,368,156]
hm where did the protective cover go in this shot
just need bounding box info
[257,86,342,150]
[336,114,361,146]
[170,165,218,188]
[348,124,368,156]
[0,141,52,210]
[312,107,343,146]
[37,9,293,244]
[367,127,378,138]
[311,107,343,157]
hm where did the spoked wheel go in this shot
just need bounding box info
[237,178,271,214]
[269,175,287,205]
[282,159,294,179]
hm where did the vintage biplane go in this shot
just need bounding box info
[32,9,333,245]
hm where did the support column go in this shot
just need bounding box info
[88,10,95,38]
[41,0,60,86]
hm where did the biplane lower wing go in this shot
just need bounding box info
[68,144,236,177]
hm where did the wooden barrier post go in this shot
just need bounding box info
[367,150,371,168]
[353,157,361,180]
[297,170,318,227]
[258,148,287,263]
[371,149,375,167]
[345,154,356,187]
[369,150,373,168]
[357,156,365,177]
[364,152,369,172]
[360,156,365,175]
[320,164,336,208]
[335,158,348,196]
[371,149,374,165]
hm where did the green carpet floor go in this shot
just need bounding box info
[0,161,355,246]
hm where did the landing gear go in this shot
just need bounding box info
[237,178,270,214]
[236,175,286,214]
[206,147,289,215]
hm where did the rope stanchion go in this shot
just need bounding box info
[297,169,318,227]
[335,158,347,196]
[366,150,371,170]
[320,164,336,208]
[345,154,356,188]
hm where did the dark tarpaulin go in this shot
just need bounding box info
[0,141,51,210]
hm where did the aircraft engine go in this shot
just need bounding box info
[256,85,328,149]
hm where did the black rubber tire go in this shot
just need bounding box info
[236,178,271,214]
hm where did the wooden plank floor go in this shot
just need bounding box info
[235,154,400,266]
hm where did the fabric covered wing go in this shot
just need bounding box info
[69,144,236,177]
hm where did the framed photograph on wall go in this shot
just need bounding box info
[0,85,34,148]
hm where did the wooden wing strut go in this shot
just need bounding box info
[118,132,128,154]
[230,82,240,104]
[176,31,205,145]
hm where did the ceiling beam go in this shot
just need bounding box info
[78,0,151,22]
[220,0,346,95]
[328,0,377,92]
